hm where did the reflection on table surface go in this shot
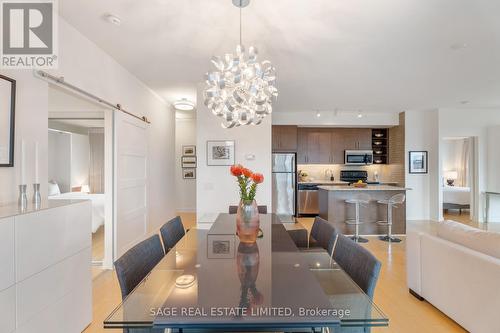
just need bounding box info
[105,214,388,331]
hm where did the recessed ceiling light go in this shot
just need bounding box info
[173,98,195,111]
[104,14,121,26]
[450,42,467,50]
[316,111,321,118]
[357,111,363,118]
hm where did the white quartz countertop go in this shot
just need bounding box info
[0,199,88,220]
[318,185,409,191]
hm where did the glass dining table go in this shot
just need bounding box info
[104,214,388,332]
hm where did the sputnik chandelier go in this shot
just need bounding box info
[203,0,278,128]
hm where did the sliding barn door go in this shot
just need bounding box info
[113,112,149,258]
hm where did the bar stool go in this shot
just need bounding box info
[376,193,406,242]
[345,193,371,243]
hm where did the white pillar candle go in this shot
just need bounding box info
[35,141,39,184]
[21,139,26,185]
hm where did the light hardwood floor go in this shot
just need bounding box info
[84,214,466,333]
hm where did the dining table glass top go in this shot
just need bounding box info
[104,214,388,331]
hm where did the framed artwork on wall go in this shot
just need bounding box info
[409,151,428,174]
[206,140,235,166]
[182,145,196,156]
[182,156,197,168]
[182,168,196,179]
[0,74,16,167]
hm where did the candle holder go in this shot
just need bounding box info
[33,183,41,209]
[18,184,28,211]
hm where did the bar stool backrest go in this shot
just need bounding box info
[389,193,406,206]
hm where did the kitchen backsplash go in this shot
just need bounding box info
[297,164,403,184]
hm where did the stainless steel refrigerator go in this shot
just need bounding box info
[272,153,296,218]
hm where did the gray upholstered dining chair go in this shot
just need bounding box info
[308,216,338,254]
[114,234,164,300]
[114,235,164,333]
[159,216,186,253]
[332,233,382,300]
[228,205,268,214]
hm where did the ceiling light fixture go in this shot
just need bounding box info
[357,111,364,118]
[104,13,121,26]
[316,111,321,118]
[173,98,196,111]
[203,0,278,128]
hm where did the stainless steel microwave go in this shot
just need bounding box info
[345,150,374,165]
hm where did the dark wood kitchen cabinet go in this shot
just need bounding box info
[341,128,372,150]
[272,125,298,152]
[330,129,345,164]
[297,128,332,164]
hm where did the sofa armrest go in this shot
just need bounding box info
[406,229,422,295]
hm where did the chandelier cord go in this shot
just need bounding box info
[239,5,242,45]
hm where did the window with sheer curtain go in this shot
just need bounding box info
[88,128,105,193]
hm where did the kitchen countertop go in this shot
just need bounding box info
[318,185,409,191]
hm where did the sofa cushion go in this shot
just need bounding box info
[437,220,500,260]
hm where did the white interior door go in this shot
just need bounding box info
[113,112,149,259]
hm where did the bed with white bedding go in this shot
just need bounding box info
[443,185,470,212]
[49,191,105,233]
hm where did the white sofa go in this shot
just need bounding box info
[407,220,500,333]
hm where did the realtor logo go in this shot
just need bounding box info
[1,0,58,68]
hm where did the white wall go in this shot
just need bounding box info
[273,110,399,127]
[487,126,500,222]
[1,17,176,235]
[405,108,500,222]
[196,86,272,224]
[439,109,500,222]
[175,115,197,212]
[0,71,48,205]
[48,131,71,192]
[405,109,440,221]
[70,133,90,189]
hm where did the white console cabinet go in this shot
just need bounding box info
[0,200,92,333]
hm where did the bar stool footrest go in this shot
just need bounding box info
[345,220,365,225]
[350,236,369,243]
[379,235,402,242]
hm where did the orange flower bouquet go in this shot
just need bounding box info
[230,164,264,243]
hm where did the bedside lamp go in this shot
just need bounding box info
[81,185,90,193]
[444,171,458,186]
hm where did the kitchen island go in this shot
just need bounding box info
[318,185,408,235]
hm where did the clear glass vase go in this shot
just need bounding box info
[236,199,260,243]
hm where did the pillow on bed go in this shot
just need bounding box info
[48,181,61,196]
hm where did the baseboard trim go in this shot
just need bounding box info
[409,288,425,301]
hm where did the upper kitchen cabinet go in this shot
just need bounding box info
[341,128,372,150]
[272,125,298,152]
[330,129,345,164]
[297,128,332,164]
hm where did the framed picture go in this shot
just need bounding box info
[182,145,196,156]
[181,156,197,168]
[0,75,16,167]
[207,234,236,259]
[182,168,196,179]
[409,151,428,174]
[207,140,235,166]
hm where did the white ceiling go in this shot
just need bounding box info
[59,0,500,113]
